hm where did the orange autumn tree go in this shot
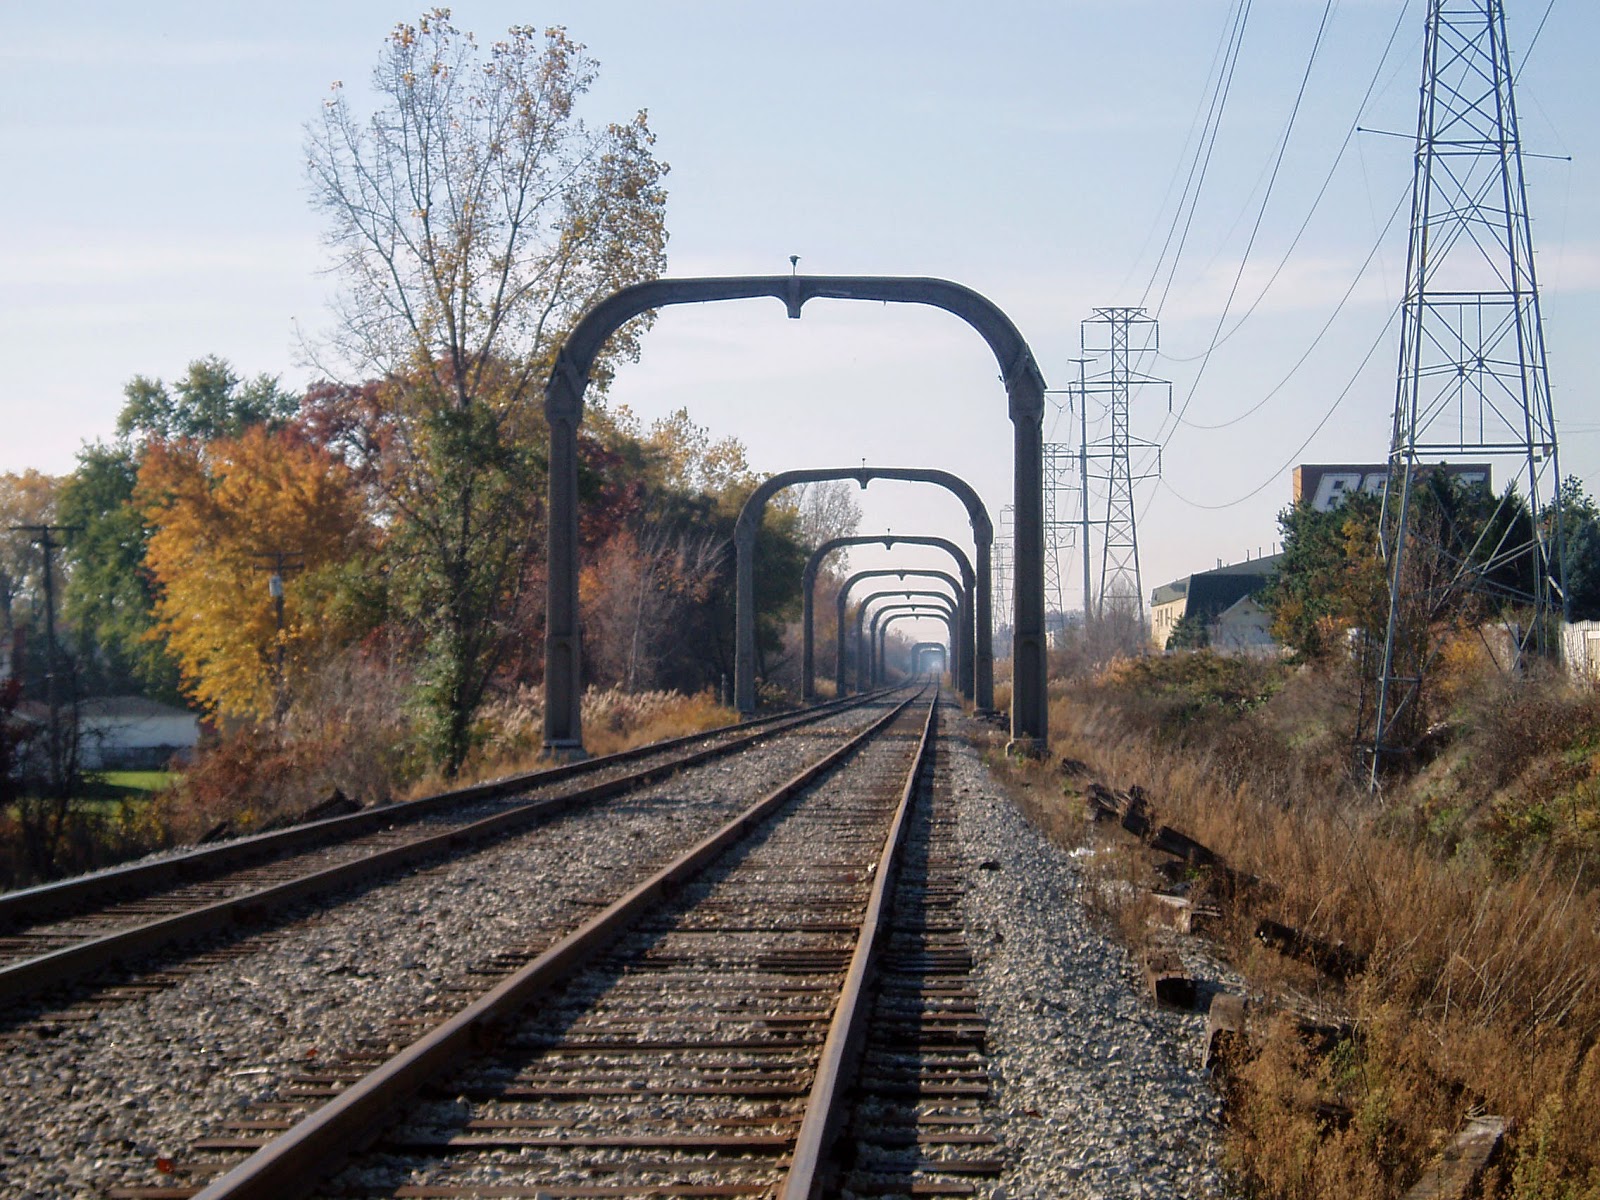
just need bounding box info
[138,425,372,721]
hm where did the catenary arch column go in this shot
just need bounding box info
[804,534,977,703]
[735,466,994,715]
[854,591,959,693]
[871,604,955,685]
[856,590,957,691]
[880,615,954,685]
[540,275,1046,756]
[827,568,964,697]
[835,568,962,696]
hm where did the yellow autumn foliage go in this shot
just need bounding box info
[138,426,370,721]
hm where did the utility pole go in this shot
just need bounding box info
[253,550,303,721]
[1078,357,1093,632]
[1368,0,1564,782]
[1042,443,1078,643]
[12,524,80,795]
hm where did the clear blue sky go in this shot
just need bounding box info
[3,1,1594,644]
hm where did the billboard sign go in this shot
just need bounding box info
[1292,463,1491,513]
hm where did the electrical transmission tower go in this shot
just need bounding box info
[1368,0,1564,778]
[1043,442,1079,641]
[1080,308,1166,623]
[992,505,1014,644]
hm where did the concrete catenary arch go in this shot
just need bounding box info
[879,616,952,684]
[540,275,1047,756]
[734,466,994,719]
[871,605,955,686]
[834,569,964,698]
[805,534,978,704]
[856,591,958,692]
[911,641,948,676]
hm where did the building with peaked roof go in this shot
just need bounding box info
[15,696,200,771]
[1150,553,1283,652]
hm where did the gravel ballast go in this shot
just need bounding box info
[0,707,881,1199]
[0,697,1239,1199]
[947,718,1235,1199]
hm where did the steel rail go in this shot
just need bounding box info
[0,690,879,933]
[782,688,939,1198]
[188,690,925,1200]
[0,690,897,1008]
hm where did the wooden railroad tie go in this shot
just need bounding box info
[1400,1115,1508,1200]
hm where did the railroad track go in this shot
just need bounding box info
[104,688,1001,1199]
[0,693,888,1016]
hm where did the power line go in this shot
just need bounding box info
[1156,305,1399,512]
[1148,0,1336,455]
[1160,0,1413,365]
[1141,0,1254,317]
[1179,182,1408,432]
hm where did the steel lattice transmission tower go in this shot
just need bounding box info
[992,504,1014,640]
[1368,0,1565,777]
[1080,308,1166,622]
[1043,442,1080,639]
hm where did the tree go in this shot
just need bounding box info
[59,360,300,700]
[117,356,298,446]
[57,445,179,699]
[791,479,863,551]
[138,426,373,722]
[306,11,669,772]
[1166,610,1211,651]
[1553,477,1600,622]
[0,470,61,647]
[1264,492,1385,661]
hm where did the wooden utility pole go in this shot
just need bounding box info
[12,523,80,796]
[252,550,303,720]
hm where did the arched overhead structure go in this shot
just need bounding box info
[871,605,955,686]
[911,641,948,677]
[735,466,994,719]
[832,568,965,697]
[539,275,1046,756]
[876,609,953,687]
[857,591,958,692]
[835,568,963,698]
[879,616,950,685]
[805,534,978,704]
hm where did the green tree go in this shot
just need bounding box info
[1166,610,1211,651]
[1554,477,1600,622]
[117,355,298,446]
[59,359,299,700]
[57,444,180,699]
[1263,491,1384,661]
[306,11,669,772]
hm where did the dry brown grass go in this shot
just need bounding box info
[405,686,738,798]
[1008,654,1600,1199]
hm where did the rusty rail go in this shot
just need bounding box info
[187,692,925,1200]
[0,690,894,1007]
[782,688,938,1198]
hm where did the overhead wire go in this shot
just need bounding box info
[1147,0,1338,452]
[1140,0,1254,318]
[1143,0,1563,516]
[1180,182,1408,431]
[1156,304,1400,511]
[1112,5,1251,300]
[1161,0,1413,364]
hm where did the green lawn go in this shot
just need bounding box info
[95,771,174,796]
[71,771,176,814]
